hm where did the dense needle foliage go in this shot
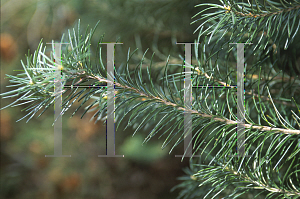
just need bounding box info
[1,0,300,198]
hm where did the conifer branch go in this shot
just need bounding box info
[82,71,300,135]
[191,163,300,196]
[1,2,300,196]
[229,4,300,19]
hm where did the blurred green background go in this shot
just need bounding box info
[0,0,205,198]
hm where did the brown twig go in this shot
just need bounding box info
[86,74,300,135]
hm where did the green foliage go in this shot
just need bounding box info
[1,0,300,198]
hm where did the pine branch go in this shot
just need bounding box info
[82,70,300,135]
[190,163,300,197]
[81,69,300,136]
[230,3,300,19]
[1,3,300,197]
